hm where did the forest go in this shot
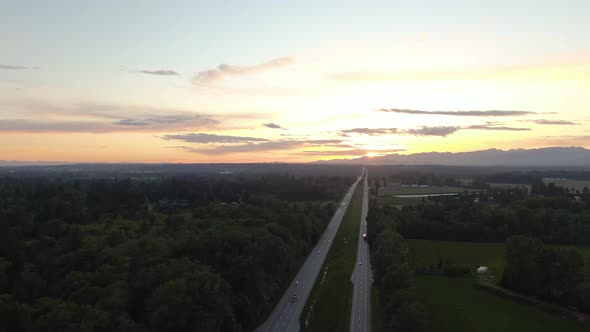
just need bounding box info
[393,181,590,244]
[366,201,428,332]
[371,169,590,318]
[502,235,590,313]
[0,173,353,331]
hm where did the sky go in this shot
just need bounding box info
[1,0,589,163]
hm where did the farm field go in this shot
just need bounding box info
[415,275,590,332]
[408,239,506,276]
[408,239,590,277]
[375,195,425,207]
[544,179,590,192]
[487,182,532,193]
[409,239,590,332]
[378,185,477,196]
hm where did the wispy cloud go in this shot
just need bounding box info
[304,139,345,144]
[0,99,218,133]
[181,141,301,155]
[169,137,348,155]
[406,126,459,136]
[0,115,217,133]
[529,119,577,125]
[137,69,180,76]
[340,128,398,135]
[263,122,286,130]
[0,119,110,132]
[112,119,149,126]
[339,126,456,137]
[465,124,531,131]
[0,64,32,70]
[193,57,294,83]
[379,108,535,117]
[339,124,530,137]
[161,133,268,144]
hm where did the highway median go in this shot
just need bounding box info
[300,173,366,331]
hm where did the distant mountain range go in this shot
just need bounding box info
[315,147,590,167]
[0,160,71,167]
[3,147,590,168]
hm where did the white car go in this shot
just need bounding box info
[296,280,299,285]
[359,262,362,265]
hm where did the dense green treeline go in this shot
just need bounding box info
[367,202,428,332]
[0,174,353,331]
[502,235,590,313]
[394,185,590,244]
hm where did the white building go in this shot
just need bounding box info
[476,266,489,274]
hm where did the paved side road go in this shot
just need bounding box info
[350,169,372,332]
[255,174,362,332]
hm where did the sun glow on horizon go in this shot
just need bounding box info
[1,2,590,163]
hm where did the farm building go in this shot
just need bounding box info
[476,266,489,274]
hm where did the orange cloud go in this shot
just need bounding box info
[193,57,294,84]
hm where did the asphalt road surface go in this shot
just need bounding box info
[255,173,363,332]
[350,169,372,332]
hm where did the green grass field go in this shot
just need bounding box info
[378,186,475,196]
[375,195,425,207]
[487,182,532,193]
[300,179,364,332]
[408,240,506,276]
[376,185,479,207]
[409,239,590,332]
[415,276,590,332]
[545,179,590,192]
[408,239,590,277]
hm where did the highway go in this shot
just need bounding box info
[350,169,372,332]
[255,173,363,332]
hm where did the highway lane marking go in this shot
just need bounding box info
[283,183,360,331]
[350,173,371,332]
[258,180,360,332]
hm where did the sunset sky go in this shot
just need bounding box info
[1,1,589,163]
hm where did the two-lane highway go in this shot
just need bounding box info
[255,173,363,332]
[350,169,372,332]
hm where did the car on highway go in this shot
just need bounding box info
[359,262,362,265]
[295,280,299,285]
[291,295,297,303]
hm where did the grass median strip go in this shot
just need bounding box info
[300,177,364,332]
[371,286,384,332]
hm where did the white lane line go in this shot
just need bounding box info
[259,179,361,332]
